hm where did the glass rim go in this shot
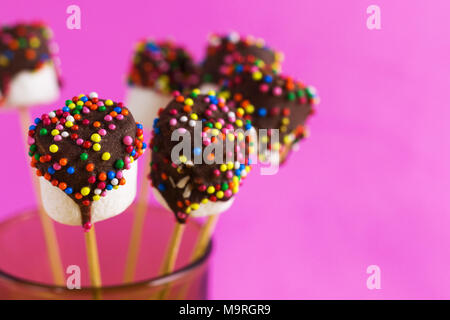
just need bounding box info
[0,208,213,292]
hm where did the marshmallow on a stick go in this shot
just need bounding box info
[149,89,254,223]
[220,58,319,165]
[28,92,147,230]
[200,32,283,93]
[0,22,60,107]
[126,40,200,129]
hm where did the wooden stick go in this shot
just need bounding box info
[123,151,150,283]
[156,222,186,299]
[177,215,219,299]
[191,215,219,261]
[18,107,65,286]
[84,225,102,299]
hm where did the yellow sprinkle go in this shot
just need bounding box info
[51,129,60,136]
[207,90,216,96]
[215,122,222,129]
[190,113,198,120]
[93,195,100,201]
[192,88,200,95]
[92,143,101,151]
[49,144,58,153]
[29,37,40,48]
[201,198,209,204]
[191,203,200,210]
[105,99,114,106]
[245,105,255,114]
[282,117,290,125]
[113,185,119,190]
[76,101,84,107]
[207,186,215,194]
[220,164,227,172]
[216,191,224,199]
[102,152,111,161]
[211,129,219,136]
[232,186,239,194]
[91,133,101,142]
[227,161,234,170]
[185,207,192,214]
[252,71,262,81]
[179,155,187,163]
[65,121,73,128]
[185,98,194,106]
[235,119,243,127]
[81,187,90,196]
[68,103,76,109]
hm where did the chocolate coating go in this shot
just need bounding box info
[150,90,253,223]
[220,61,318,163]
[0,22,60,102]
[28,93,146,228]
[201,32,283,84]
[127,39,200,94]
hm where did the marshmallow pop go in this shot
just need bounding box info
[200,32,283,93]
[126,40,200,129]
[220,59,319,164]
[0,22,60,107]
[149,89,254,223]
[27,93,147,230]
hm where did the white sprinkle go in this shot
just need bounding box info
[48,112,56,118]
[94,189,102,195]
[89,92,98,99]
[66,116,74,122]
[180,116,188,122]
[188,120,196,127]
[61,131,69,138]
[111,178,119,186]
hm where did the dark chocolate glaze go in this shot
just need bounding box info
[0,22,60,102]
[28,94,146,228]
[150,91,253,223]
[220,61,318,163]
[127,40,200,94]
[201,32,282,84]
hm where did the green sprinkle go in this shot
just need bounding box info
[221,182,229,191]
[39,128,48,136]
[80,153,88,161]
[99,106,106,112]
[115,159,124,169]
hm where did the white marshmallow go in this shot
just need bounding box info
[125,86,172,129]
[3,63,59,107]
[39,160,138,226]
[152,187,234,218]
[199,83,219,94]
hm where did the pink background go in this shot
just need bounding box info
[0,0,449,299]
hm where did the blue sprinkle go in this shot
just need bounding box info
[258,108,267,117]
[65,187,73,195]
[248,158,253,165]
[137,123,143,129]
[235,64,243,73]
[154,127,161,134]
[245,123,252,130]
[29,125,36,130]
[34,118,41,124]
[114,107,122,113]
[158,183,166,191]
[194,147,202,156]
[106,184,113,190]
[107,171,116,180]
[142,142,147,149]
[66,167,75,174]
[47,167,55,175]
[80,96,88,102]
[131,150,136,157]
[264,75,273,83]
[240,164,245,170]
[4,50,13,59]
[235,169,241,176]
[62,106,70,112]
